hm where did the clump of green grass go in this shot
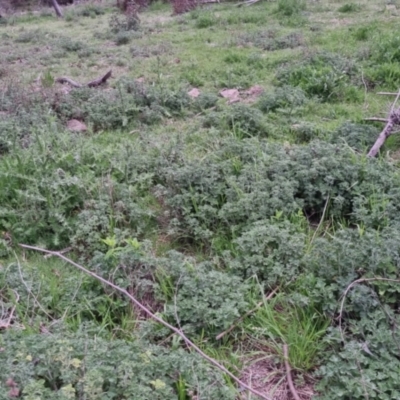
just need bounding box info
[244,293,329,371]
[276,0,306,16]
[195,12,218,28]
[338,3,361,13]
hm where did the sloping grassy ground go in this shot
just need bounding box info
[1,0,400,398]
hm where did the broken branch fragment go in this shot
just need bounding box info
[367,107,400,157]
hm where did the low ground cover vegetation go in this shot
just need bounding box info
[1,0,400,398]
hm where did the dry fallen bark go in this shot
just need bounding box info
[19,243,273,400]
[56,70,112,88]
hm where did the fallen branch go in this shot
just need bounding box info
[55,70,112,88]
[215,287,279,340]
[283,344,301,400]
[19,243,272,400]
[338,277,400,342]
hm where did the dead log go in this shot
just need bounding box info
[55,70,112,88]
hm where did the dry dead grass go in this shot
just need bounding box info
[240,355,316,400]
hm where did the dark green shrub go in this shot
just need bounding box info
[109,11,140,33]
[140,104,164,124]
[115,30,133,45]
[233,29,277,49]
[276,0,306,16]
[316,311,400,400]
[370,33,400,63]
[263,32,303,51]
[258,85,308,113]
[57,37,86,52]
[77,3,106,17]
[304,226,400,316]
[338,3,361,12]
[223,51,246,64]
[227,219,306,285]
[276,52,359,102]
[191,92,219,112]
[14,29,44,43]
[202,110,222,129]
[352,26,369,41]
[365,62,400,88]
[155,138,400,246]
[156,251,249,335]
[225,104,267,136]
[0,326,235,399]
[195,13,217,29]
[290,121,321,143]
[329,122,379,151]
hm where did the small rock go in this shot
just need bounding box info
[67,119,87,132]
[188,88,201,98]
[219,88,240,104]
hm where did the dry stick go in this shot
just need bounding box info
[338,277,400,342]
[283,344,301,400]
[390,89,400,114]
[19,244,272,400]
[215,287,279,341]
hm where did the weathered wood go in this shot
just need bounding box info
[51,0,63,18]
[55,77,82,88]
[55,70,112,88]
[87,70,112,87]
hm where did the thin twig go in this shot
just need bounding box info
[216,287,279,340]
[19,244,272,400]
[309,195,330,247]
[44,246,72,259]
[377,92,399,96]
[283,344,301,400]
[338,277,400,342]
[364,117,389,123]
[361,70,368,110]
[390,89,400,114]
